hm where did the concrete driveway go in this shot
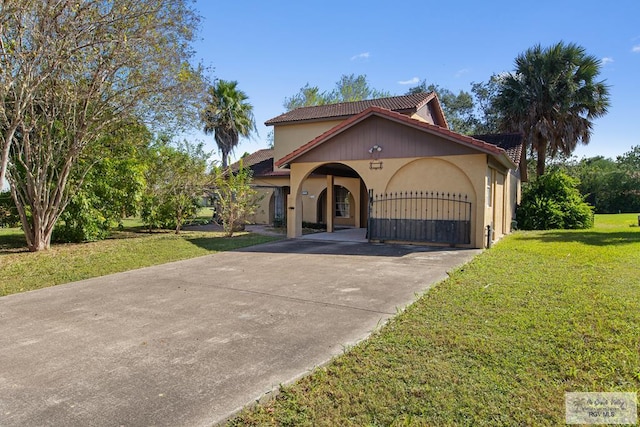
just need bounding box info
[0,238,480,426]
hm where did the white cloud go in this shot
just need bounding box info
[350,52,370,61]
[632,45,640,53]
[601,57,614,65]
[397,77,419,85]
[455,68,470,78]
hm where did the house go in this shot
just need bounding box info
[235,92,523,248]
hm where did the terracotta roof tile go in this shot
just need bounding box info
[265,93,436,125]
[473,133,523,165]
[276,106,516,169]
[229,149,273,171]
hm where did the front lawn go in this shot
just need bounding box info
[0,226,278,297]
[229,214,640,426]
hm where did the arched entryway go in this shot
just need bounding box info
[288,162,369,236]
[316,185,355,227]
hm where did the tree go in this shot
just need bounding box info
[494,42,610,177]
[284,74,391,111]
[405,79,501,135]
[212,164,261,237]
[201,80,257,168]
[283,84,330,111]
[53,122,152,242]
[1,0,203,251]
[470,76,501,134]
[406,80,477,134]
[141,140,211,234]
[329,74,391,103]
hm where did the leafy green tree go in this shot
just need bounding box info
[201,80,257,168]
[284,74,391,111]
[494,42,610,178]
[470,76,501,134]
[212,164,261,237]
[141,140,211,233]
[406,80,477,134]
[1,0,203,251]
[517,170,593,230]
[566,156,616,213]
[329,74,391,103]
[283,84,330,111]
[53,122,152,242]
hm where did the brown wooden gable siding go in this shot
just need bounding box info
[293,115,478,164]
[415,103,435,124]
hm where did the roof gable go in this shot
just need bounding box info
[275,107,516,169]
[265,92,445,126]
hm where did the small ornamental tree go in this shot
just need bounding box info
[213,163,261,237]
[141,140,211,233]
[517,170,594,230]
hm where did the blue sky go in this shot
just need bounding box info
[192,0,640,164]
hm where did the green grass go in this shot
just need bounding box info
[229,213,640,426]
[0,226,278,297]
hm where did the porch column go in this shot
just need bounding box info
[353,180,361,228]
[287,166,304,238]
[286,193,302,238]
[326,175,334,233]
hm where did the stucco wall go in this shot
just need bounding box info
[250,176,289,225]
[273,120,344,168]
[287,154,490,247]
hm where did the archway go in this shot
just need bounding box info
[290,162,369,235]
[316,185,356,227]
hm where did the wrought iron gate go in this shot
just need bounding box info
[368,190,472,245]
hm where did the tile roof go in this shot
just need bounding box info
[265,92,436,125]
[472,133,524,165]
[228,148,290,178]
[229,148,274,171]
[276,106,517,170]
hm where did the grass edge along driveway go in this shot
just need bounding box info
[229,214,640,426]
[0,229,279,297]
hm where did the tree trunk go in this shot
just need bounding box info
[12,188,54,251]
[536,141,547,177]
[25,227,53,252]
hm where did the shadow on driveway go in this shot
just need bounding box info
[235,238,470,257]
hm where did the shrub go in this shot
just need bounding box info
[517,170,593,230]
[0,191,20,227]
[53,192,111,242]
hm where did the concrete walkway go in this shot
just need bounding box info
[0,239,480,426]
[299,227,367,242]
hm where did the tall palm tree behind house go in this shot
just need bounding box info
[202,80,256,168]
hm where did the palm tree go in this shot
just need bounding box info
[201,80,256,168]
[494,42,610,178]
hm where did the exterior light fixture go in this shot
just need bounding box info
[368,145,382,155]
[369,145,383,169]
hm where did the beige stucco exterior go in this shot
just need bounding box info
[284,153,502,248]
[273,120,343,170]
[260,101,520,248]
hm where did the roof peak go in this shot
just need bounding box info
[265,92,435,125]
[276,106,516,169]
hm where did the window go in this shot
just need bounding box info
[335,186,350,218]
[486,169,493,207]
